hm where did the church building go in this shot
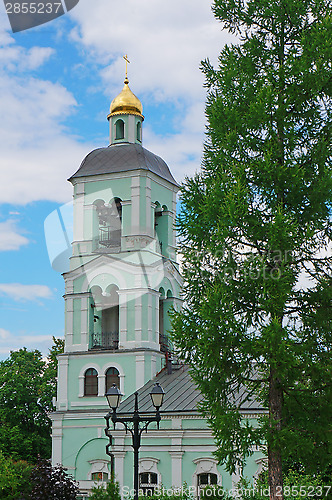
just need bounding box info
[51,67,265,499]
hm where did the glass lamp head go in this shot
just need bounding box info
[106,384,122,410]
[150,383,165,409]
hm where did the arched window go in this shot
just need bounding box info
[105,367,120,393]
[102,285,119,348]
[137,122,142,142]
[115,119,124,140]
[139,472,158,495]
[84,368,98,396]
[95,198,122,249]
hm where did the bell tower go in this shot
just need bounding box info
[51,65,182,492]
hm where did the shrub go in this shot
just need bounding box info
[89,477,121,500]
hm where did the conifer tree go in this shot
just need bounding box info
[171,1,332,498]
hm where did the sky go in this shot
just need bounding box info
[0,0,234,359]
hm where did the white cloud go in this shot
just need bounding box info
[0,0,235,205]
[0,330,56,359]
[0,11,92,205]
[0,328,10,340]
[0,283,53,301]
[0,220,29,251]
[0,63,92,204]
[71,0,232,100]
[68,0,236,182]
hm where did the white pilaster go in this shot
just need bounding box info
[65,297,74,351]
[98,374,106,397]
[135,294,142,344]
[148,293,153,343]
[73,183,85,241]
[113,435,126,492]
[146,178,152,236]
[169,451,184,488]
[81,296,89,349]
[151,354,156,379]
[57,355,69,411]
[51,414,63,466]
[135,354,145,390]
[118,291,128,347]
[131,176,140,235]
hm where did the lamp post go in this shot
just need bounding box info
[105,383,165,500]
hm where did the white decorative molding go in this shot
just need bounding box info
[88,459,111,481]
[101,361,125,395]
[192,457,222,488]
[139,457,162,487]
[78,362,101,398]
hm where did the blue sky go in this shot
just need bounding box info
[0,0,234,359]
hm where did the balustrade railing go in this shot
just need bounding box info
[90,331,119,350]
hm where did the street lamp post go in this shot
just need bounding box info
[105,383,165,500]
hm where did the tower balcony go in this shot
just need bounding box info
[99,227,121,248]
[90,331,119,350]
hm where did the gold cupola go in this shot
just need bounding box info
[107,77,144,120]
[108,56,144,146]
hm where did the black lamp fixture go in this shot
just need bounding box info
[105,382,165,500]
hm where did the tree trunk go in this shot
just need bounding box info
[268,369,283,500]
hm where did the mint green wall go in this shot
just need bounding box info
[122,203,131,236]
[84,178,131,204]
[150,183,173,212]
[60,414,263,489]
[182,418,208,429]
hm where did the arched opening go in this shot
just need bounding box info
[95,198,122,249]
[105,367,120,393]
[137,121,142,142]
[84,368,98,396]
[102,285,119,348]
[159,287,168,352]
[90,285,119,350]
[154,202,163,254]
[115,119,124,140]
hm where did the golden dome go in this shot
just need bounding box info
[108,77,143,119]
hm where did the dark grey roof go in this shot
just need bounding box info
[118,364,264,415]
[69,143,179,187]
[119,365,203,414]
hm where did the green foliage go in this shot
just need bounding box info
[90,477,121,500]
[138,483,195,500]
[171,0,332,487]
[236,470,326,500]
[0,338,64,462]
[200,485,232,500]
[0,451,32,499]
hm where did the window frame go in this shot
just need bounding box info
[84,368,98,396]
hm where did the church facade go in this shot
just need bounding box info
[51,72,265,499]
